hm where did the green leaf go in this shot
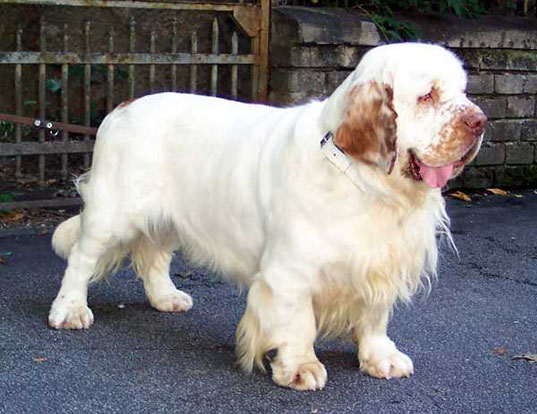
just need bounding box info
[46,78,62,93]
[0,193,14,203]
[115,67,128,80]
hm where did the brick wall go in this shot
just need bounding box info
[269,7,537,188]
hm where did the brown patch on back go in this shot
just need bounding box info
[334,82,397,173]
[117,98,137,109]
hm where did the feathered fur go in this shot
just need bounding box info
[49,43,485,390]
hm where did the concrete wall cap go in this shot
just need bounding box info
[272,7,382,46]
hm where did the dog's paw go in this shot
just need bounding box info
[49,300,94,330]
[360,349,413,379]
[272,360,327,391]
[150,290,193,313]
[358,337,413,379]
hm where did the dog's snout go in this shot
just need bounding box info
[463,111,487,137]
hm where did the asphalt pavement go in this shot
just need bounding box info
[1,191,536,414]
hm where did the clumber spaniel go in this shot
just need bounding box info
[49,43,486,390]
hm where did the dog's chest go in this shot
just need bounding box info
[323,199,438,297]
[313,202,439,337]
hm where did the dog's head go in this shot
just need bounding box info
[324,43,486,189]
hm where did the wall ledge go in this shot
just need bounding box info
[274,7,537,50]
[272,7,381,46]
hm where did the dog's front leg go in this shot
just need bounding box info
[237,276,326,391]
[353,302,414,379]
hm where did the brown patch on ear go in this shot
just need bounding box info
[334,82,397,174]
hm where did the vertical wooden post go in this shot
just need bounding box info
[211,18,219,96]
[150,28,156,93]
[83,20,91,168]
[171,18,178,91]
[258,0,270,102]
[190,31,198,94]
[231,31,238,100]
[61,23,69,180]
[128,17,136,99]
[250,37,259,101]
[107,26,115,114]
[38,17,46,184]
[14,25,22,177]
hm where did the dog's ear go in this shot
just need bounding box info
[334,81,397,174]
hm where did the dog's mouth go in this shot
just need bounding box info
[408,141,478,188]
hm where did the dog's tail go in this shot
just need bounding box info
[52,171,91,260]
[52,215,81,260]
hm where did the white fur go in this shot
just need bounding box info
[49,43,483,390]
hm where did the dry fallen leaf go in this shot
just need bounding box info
[492,346,509,356]
[0,211,24,224]
[512,353,537,363]
[0,251,13,265]
[450,191,472,202]
[486,188,508,196]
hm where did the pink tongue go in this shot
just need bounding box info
[419,163,455,188]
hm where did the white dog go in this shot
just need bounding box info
[49,43,486,390]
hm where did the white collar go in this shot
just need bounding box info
[320,132,366,192]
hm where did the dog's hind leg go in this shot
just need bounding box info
[132,237,192,313]
[49,221,129,330]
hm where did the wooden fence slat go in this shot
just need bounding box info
[0,51,256,65]
[61,23,69,179]
[150,28,156,93]
[190,31,198,93]
[38,17,46,183]
[107,26,114,113]
[14,24,22,177]
[211,18,219,96]
[0,198,82,211]
[0,141,95,156]
[258,0,270,101]
[0,0,239,12]
[231,31,238,99]
[84,20,91,168]
[128,17,136,99]
[250,36,259,101]
[171,18,177,91]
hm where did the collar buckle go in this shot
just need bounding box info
[320,131,365,192]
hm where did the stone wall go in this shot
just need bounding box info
[269,7,537,189]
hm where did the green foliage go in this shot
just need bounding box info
[371,13,419,41]
[301,0,494,40]
[0,121,16,141]
[45,78,62,94]
[360,0,487,40]
[41,65,129,126]
[0,193,14,203]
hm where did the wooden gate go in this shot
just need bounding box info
[0,0,269,209]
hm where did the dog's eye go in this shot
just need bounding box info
[418,92,433,103]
